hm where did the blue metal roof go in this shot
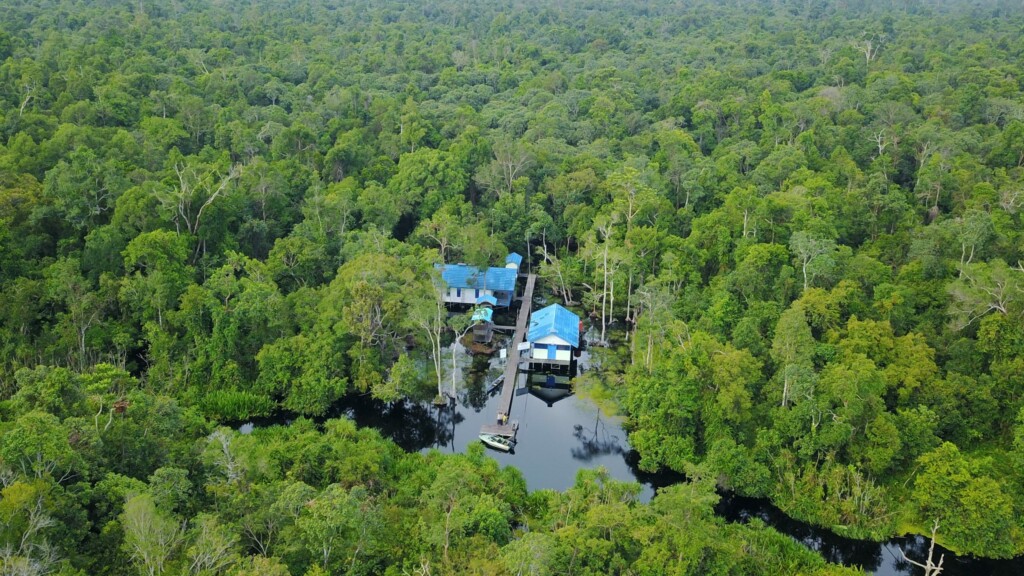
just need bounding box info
[505,252,524,267]
[476,295,498,306]
[527,304,580,347]
[436,264,517,292]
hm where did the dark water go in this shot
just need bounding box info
[245,348,1024,575]
[716,493,1023,575]
[332,354,660,500]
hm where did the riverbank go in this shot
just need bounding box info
[231,327,1024,574]
[317,370,1024,575]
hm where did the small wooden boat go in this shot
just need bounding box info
[479,433,514,452]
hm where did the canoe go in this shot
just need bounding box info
[479,433,514,452]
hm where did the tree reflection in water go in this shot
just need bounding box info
[250,376,1024,576]
[331,395,460,452]
[455,340,505,411]
[571,411,627,462]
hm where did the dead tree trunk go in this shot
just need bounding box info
[900,519,945,576]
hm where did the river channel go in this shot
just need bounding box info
[319,345,1024,576]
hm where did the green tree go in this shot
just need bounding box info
[120,230,193,330]
[297,484,365,572]
[121,493,183,576]
[44,257,109,370]
[770,306,815,408]
[913,443,1017,557]
[789,231,838,292]
[947,259,1023,330]
[0,411,78,482]
[0,479,61,576]
[185,514,240,576]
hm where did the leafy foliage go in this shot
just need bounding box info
[0,0,1023,567]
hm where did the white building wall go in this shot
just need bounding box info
[529,335,573,362]
[442,287,494,305]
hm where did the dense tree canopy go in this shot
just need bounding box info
[2,0,1024,571]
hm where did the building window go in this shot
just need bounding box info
[557,345,571,351]
[475,289,480,298]
[456,288,461,297]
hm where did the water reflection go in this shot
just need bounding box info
[330,349,653,497]
[330,370,1024,575]
[528,373,573,407]
[570,414,628,462]
[327,395,458,452]
[240,344,1024,575]
[715,493,1024,575]
[529,385,573,406]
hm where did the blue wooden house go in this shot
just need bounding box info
[435,253,521,307]
[526,304,580,365]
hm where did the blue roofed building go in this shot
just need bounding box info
[505,252,523,270]
[526,304,580,364]
[435,254,520,307]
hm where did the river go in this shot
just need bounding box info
[320,346,1024,576]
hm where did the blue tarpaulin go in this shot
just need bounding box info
[471,307,494,323]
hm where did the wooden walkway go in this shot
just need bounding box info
[483,273,536,438]
[480,421,519,436]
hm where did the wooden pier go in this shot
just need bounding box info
[480,421,519,436]
[483,273,536,438]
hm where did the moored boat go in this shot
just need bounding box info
[478,433,514,452]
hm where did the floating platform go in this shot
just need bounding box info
[480,421,518,438]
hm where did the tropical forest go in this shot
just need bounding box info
[1,0,1024,574]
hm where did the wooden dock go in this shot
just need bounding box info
[484,273,536,438]
[480,421,519,437]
